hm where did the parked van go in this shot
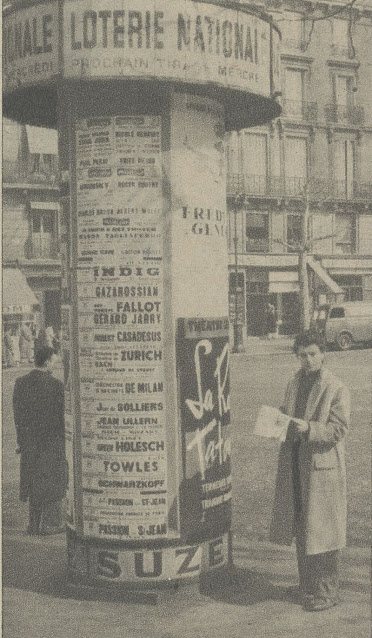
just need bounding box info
[315,302,372,350]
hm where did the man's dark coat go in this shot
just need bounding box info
[13,369,67,503]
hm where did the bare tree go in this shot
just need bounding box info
[274,182,336,331]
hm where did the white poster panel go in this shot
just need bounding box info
[3,1,59,93]
[170,92,229,318]
[63,0,274,97]
[75,115,168,540]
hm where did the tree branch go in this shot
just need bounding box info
[298,0,358,51]
[309,233,337,248]
[272,238,302,251]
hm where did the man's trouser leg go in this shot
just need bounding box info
[295,514,315,595]
[41,500,63,530]
[295,514,339,602]
[28,494,42,534]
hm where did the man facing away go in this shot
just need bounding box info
[270,331,350,611]
[13,346,67,535]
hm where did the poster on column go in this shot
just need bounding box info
[170,92,229,319]
[75,115,169,540]
[176,317,232,542]
[61,305,75,526]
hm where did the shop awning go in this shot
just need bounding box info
[26,125,58,155]
[3,268,39,314]
[307,257,343,294]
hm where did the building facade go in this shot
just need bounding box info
[226,0,372,336]
[3,119,61,332]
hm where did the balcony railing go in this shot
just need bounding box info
[30,236,59,259]
[227,175,308,197]
[282,99,318,121]
[227,175,372,201]
[325,104,365,126]
[3,164,58,186]
[245,238,270,253]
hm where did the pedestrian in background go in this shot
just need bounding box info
[34,326,56,357]
[13,346,67,535]
[265,303,277,339]
[10,326,21,366]
[3,327,15,368]
[19,323,34,364]
[270,330,350,611]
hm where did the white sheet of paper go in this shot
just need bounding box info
[253,405,291,442]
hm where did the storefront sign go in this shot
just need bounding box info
[74,114,168,541]
[67,530,229,582]
[3,0,58,92]
[63,0,277,97]
[176,317,231,540]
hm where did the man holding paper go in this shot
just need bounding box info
[270,331,350,612]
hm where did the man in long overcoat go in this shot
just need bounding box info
[270,331,350,611]
[13,346,67,535]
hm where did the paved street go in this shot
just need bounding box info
[2,347,371,638]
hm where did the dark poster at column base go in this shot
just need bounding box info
[176,317,231,544]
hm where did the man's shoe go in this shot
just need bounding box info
[40,526,65,536]
[304,596,338,612]
[286,585,314,604]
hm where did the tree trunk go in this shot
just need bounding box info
[298,249,311,331]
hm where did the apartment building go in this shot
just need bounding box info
[3,119,61,331]
[226,0,372,336]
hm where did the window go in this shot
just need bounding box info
[282,12,305,48]
[31,154,41,173]
[43,154,53,172]
[287,214,303,251]
[334,74,354,107]
[246,281,268,294]
[241,133,268,194]
[284,137,308,195]
[329,307,345,319]
[334,214,356,254]
[246,213,269,252]
[284,69,305,117]
[229,272,244,292]
[331,20,349,56]
[31,209,58,259]
[334,140,355,198]
[333,276,363,301]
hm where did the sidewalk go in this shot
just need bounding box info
[3,524,370,638]
[233,336,294,357]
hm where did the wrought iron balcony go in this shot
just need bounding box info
[245,238,270,253]
[325,104,365,126]
[30,236,59,259]
[227,175,372,202]
[282,99,318,121]
[227,174,306,197]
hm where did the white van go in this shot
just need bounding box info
[316,302,372,350]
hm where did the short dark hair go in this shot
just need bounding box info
[35,346,55,367]
[293,330,326,354]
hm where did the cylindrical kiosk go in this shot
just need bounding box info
[3,0,281,589]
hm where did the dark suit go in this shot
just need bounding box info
[13,369,67,533]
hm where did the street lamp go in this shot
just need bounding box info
[231,193,245,353]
